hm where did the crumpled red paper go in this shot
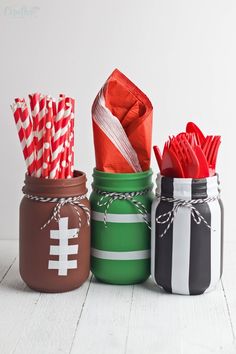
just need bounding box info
[92,69,153,173]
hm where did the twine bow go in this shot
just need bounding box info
[156,195,219,238]
[24,194,90,234]
[95,189,151,229]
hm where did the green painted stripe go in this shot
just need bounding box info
[91,248,150,260]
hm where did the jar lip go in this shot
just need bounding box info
[92,168,153,192]
[157,173,219,184]
[25,170,86,186]
[23,170,88,198]
[93,168,153,180]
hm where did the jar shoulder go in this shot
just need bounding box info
[90,190,154,213]
[20,196,90,217]
[20,196,29,211]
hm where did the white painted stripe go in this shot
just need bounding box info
[48,260,77,276]
[92,211,150,223]
[151,174,162,281]
[50,244,78,256]
[50,227,78,239]
[171,179,192,295]
[205,179,222,292]
[91,248,150,260]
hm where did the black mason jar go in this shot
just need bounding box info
[151,174,223,295]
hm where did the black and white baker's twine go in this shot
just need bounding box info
[95,188,151,229]
[156,195,219,238]
[24,193,90,233]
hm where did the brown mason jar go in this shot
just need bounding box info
[19,170,90,293]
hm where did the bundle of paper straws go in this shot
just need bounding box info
[11,93,75,179]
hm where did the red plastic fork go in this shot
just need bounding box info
[153,146,162,172]
[186,122,205,145]
[203,136,221,176]
[180,134,209,177]
[193,145,209,178]
[208,136,221,172]
[162,142,184,177]
[202,136,213,159]
[177,132,198,147]
[172,136,199,178]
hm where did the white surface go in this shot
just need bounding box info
[0,240,235,354]
[0,0,235,240]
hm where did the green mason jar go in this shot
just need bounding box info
[90,169,154,284]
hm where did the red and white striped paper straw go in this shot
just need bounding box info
[42,99,53,178]
[59,97,74,178]
[35,95,46,177]
[12,100,36,175]
[66,102,75,178]
[29,93,40,151]
[50,100,71,178]
[59,126,70,178]
[69,98,75,177]
[12,93,76,179]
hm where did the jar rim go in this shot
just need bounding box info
[155,173,219,199]
[24,170,86,186]
[93,168,153,180]
[156,173,219,184]
[23,170,87,198]
[92,168,153,192]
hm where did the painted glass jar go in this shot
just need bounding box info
[90,169,154,284]
[151,174,223,295]
[20,170,90,293]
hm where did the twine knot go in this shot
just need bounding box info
[24,194,90,234]
[95,188,151,229]
[156,195,219,238]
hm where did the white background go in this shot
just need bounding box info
[0,0,234,240]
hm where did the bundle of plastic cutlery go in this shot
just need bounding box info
[153,122,221,178]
